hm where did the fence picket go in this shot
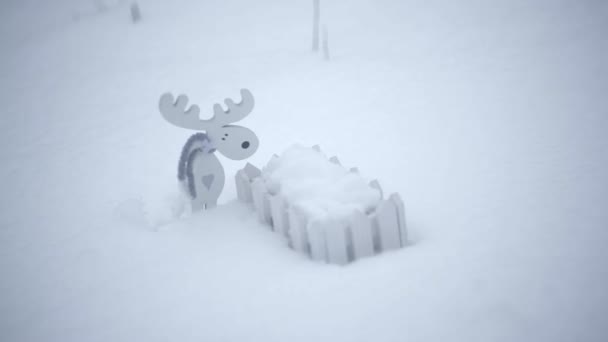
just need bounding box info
[251,179,269,225]
[350,210,375,260]
[389,193,407,247]
[307,220,328,262]
[243,162,261,179]
[235,170,244,202]
[235,170,250,203]
[375,199,401,251]
[269,195,289,237]
[326,222,349,265]
[288,208,309,255]
[262,192,273,227]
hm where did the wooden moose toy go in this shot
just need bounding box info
[159,89,259,211]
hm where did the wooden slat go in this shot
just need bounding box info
[251,179,268,224]
[243,162,261,180]
[269,195,289,237]
[326,222,349,265]
[288,209,309,255]
[389,193,407,247]
[262,192,273,226]
[235,170,251,203]
[350,210,374,260]
[375,199,401,251]
[307,220,328,262]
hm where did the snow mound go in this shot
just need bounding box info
[115,191,188,230]
[261,144,382,223]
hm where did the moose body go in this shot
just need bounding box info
[159,89,259,211]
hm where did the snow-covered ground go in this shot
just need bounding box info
[1,0,607,341]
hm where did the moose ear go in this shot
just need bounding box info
[214,89,255,125]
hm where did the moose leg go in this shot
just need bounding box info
[189,152,225,212]
[191,198,205,212]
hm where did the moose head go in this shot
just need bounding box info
[159,89,259,160]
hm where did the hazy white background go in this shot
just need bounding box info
[1,0,607,341]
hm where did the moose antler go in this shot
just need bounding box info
[212,89,255,125]
[159,89,254,130]
[159,93,207,130]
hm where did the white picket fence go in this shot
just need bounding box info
[235,152,407,265]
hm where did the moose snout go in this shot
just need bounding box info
[214,126,258,160]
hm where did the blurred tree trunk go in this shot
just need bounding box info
[131,2,141,23]
[312,0,320,51]
[322,25,330,61]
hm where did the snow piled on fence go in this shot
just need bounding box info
[262,144,381,223]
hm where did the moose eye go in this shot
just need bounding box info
[241,141,250,149]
